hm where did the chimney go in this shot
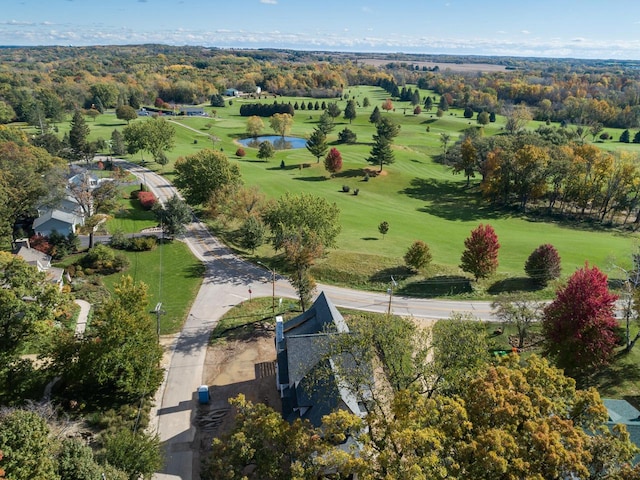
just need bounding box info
[275,316,284,350]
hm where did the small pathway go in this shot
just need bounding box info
[74,299,91,336]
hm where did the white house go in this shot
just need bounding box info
[14,239,64,289]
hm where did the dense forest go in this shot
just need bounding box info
[3,45,640,130]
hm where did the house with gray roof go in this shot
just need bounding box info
[603,398,640,464]
[276,292,369,427]
[32,209,83,237]
[14,239,64,289]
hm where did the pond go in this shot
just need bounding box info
[237,135,307,150]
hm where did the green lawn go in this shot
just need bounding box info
[105,184,159,234]
[52,86,640,296]
[102,241,204,334]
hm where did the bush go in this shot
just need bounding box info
[81,244,130,274]
[342,185,350,193]
[110,230,131,250]
[129,236,157,251]
[138,191,157,210]
[235,147,246,157]
[363,173,370,182]
[353,188,359,196]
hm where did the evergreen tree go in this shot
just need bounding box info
[367,117,400,172]
[306,128,328,163]
[317,112,335,135]
[68,110,90,161]
[411,89,420,106]
[633,131,640,143]
[110,129,126,156]
[343,99,357,124]
[620,129,631,143]
[438,96,449,111]
[424,96,433,111]
[369,105,382,124]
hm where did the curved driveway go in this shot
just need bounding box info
[115,161,495,479]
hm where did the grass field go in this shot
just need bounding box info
[59,85,640,295]
[105,184,159,234]
[102,240,204,334]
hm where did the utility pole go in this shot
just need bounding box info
[387,276,398,316]
[153,302,165,339]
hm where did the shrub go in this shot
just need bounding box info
[342,185,350,193]
[235,147,246,157]
[81,244,130,274]
[363,173,370,182]
[525,244,561,286]
[353,188,359,196]
[138,191,157,210]
[129,236,157,251]
[110,230,131,250]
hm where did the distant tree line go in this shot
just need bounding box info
[239,102,295,117]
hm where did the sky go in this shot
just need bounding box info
[3,0,640,60]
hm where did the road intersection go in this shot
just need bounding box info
[114,161,496,479]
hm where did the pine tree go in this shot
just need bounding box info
[305,128,328,163]
[343,99,357,124]
[367,117,400,172]
[369,106,382,124]
[69,110,90,161]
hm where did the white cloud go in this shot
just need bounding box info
[260,0,277,4]
[521,30,530,35]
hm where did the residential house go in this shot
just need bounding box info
[224,88,240,97]
[14,238,64,289]
[32,209,83,237]
[276,292,369,427]
[603,398,640,464]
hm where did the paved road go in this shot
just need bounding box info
[112,160,497,479]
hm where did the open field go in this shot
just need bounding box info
[57,85,640,294]
[102,240,204,333]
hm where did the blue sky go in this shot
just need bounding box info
[3,0,640,60]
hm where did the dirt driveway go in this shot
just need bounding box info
[195,323,281,472]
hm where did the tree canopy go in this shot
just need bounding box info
[262,192,341,251]
[174,149,242,205]
[543,263,619,377]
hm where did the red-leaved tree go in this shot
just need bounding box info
[459,224,500,280]
[525,243,561,286]
[542,263,619,376]
[324,147,343,177]
[381,98,394,113]
[138,191,157,210]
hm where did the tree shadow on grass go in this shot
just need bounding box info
[361,237,378,241]
[403,177,509,221]
[182,262,206,279]
[369,266,413,284]
[334,168,367,179]
[293,176,328,182]
[399,275,473,297]
[591,350,640,393]
[487,277,542,295]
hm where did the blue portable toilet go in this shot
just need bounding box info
[197,385,210,404]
